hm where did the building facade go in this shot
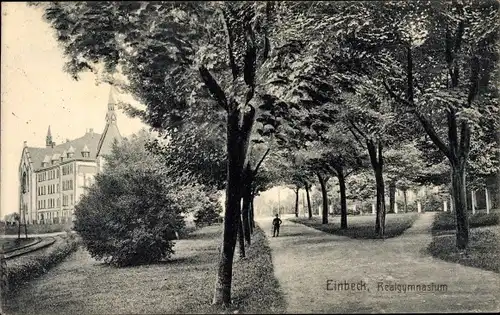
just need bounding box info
[18,88,122,224]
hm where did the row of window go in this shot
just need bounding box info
[37,194,73,210]
[37,183,62,196]
[37,164,74,182]
[48,169,58,180]
[62,164,74,176]
[62,179,74,191]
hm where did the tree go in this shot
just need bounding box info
[37,1,284,305]
[74,131,186,267]
[380,0,499,249]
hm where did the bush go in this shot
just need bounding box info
[75,170,185,267]
[3,233,80,296]
[194,200,223,228]
[421,193,444,212]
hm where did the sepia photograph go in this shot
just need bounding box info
[1,1,499,314]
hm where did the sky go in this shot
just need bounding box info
[1,3,147,217]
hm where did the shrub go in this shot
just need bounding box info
[194,200,223,228]
[421,193,444,212]
[74,169,185,267]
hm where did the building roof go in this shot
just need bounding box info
[24,85,122,170]
[96,86,122,157]
[26,131,101,171]
[96,123,122,157]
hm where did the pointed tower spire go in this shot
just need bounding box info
[106,86,117,124]
[97,85,122,158]
[46,126,53,147]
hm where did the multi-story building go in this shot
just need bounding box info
[18,88,122,224]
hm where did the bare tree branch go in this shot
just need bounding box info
[199,65,228,111]
[384,79,452,159]
[220,7,238,81]
[253,147,270,176]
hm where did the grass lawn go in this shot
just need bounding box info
[290,213,419,239]
[432,211,499,233]
[428,225,500,273]
[4,224,285,314]
[0,238,37,252]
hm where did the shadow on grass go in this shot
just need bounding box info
[290,214,419,240]
[428,226,500,273]
[432,211,499,234]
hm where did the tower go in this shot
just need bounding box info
[105,87,117,124]
[46,126,53,147]
[96,85,122,158]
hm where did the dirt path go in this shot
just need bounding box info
[257,213,500,313]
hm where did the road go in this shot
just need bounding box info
[257,213,500,313]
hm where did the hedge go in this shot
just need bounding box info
[2,233,80,297]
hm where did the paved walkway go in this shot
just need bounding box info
[257,213,500,313]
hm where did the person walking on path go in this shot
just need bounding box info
[272,214,282,237]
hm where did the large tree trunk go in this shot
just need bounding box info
[317,173,329,224]
[250,192,255,231]
[368,140,386,238]
[403,189,408,213]
[305,184,312,219]
[241,166,252,245]
[451,163,469,250]
[237,213,245,258]
[213,107,254,306]
[337,167,348,229]
[294,186,299,218]
[389,181,396,214]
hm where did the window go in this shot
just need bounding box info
[70,194,73,205]
[63,195,68,206]
[57,184,59,192]
[57,198,60,207]
[22,172,28,193]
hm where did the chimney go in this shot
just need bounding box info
[89,128,94,134]
[51,141,56,148]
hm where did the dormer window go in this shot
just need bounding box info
[81,144,90,158]
[67,145,75,158]
[51,154,60,165]
[42,155,50,168]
